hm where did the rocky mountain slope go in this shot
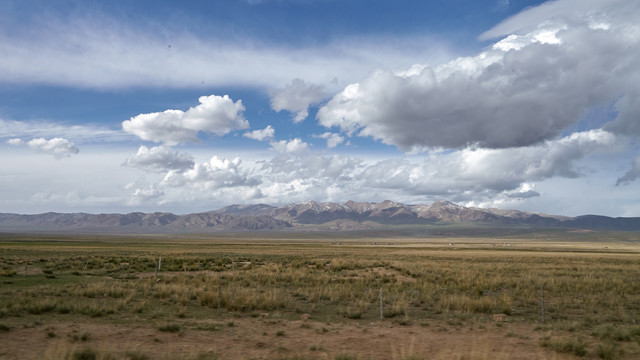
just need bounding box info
[1,200,638,233]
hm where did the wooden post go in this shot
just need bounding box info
[540,285,545,323]
[24,263,27,277]
[379,287,384,320]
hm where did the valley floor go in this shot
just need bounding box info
[1,232,640,359]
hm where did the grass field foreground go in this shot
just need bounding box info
[1,232,640,359]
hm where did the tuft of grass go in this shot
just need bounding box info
[335,355,358,360]
[72,347,98,360]
[69,331,91,342]
[541,336,588,357]
[0,268,17,277]
[597,342,623,360]
[195,351,219,360]
[158,323,181,333]
[125,350,149,360]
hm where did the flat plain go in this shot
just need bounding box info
[1,230,640,359]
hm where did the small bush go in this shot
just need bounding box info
[335,355,358,360]
[541,336,588,357]
[158,323,181,333]
[70,332,90,342]
[597,343,622,360]
[125,350,149,360]
[72,348,97,360]
[0,268,17,277]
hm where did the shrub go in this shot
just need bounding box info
[158,323,181,333]
[72,348,97,360]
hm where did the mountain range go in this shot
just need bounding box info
[1,200,639,233]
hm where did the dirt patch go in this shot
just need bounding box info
[12,265,43,276]
[358,267,418,284]
[0,317,565,359]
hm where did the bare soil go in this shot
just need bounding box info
[0,316,571,359]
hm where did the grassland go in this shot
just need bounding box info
[1,231,640,359]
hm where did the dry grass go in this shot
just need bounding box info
[1,232,640,358]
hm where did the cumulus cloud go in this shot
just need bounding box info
[317,0,640,150]
[122,95,249,145]
[161,156,261,190]
[506,183,540,199]
[616,156,640,186]
[243,125,275,141]
[257,153,364,203]
[254,131,614,205]
[314,132,345,148]
[270,79,327,123]
[269,138,309,154]
[360,129,617,198]
[122,146,194,172]
[262,153,363,182]
[479,0,628,41]
[8,137,79,158]
[127,184,164,205]
[103,128,619,212]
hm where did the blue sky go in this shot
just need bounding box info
[1,0,639,216]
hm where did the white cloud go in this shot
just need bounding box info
[243,125,275,141]
[122,95,249,145]
[0,148,141,214]
[616,156,640,186]
[122,145,194,172]
[506,183,540,199]
[261,153,363,182]
[126,184,164,206]
[479,0,628,41]
[269,138,309,154]
[8,137,79,159]
[314,132,345,148]
[0,118,131,144]
[161,156,261,190]
[317,0,640,150]
[359,129,617,199]
[127,129,619,212]
[0,14,452,91]
[270,79,327,123]
[257,153,364,204]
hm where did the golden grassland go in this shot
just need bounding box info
[1,231,640,359]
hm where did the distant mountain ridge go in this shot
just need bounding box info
[1,200,639,233]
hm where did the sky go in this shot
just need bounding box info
[1,0,639,217]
